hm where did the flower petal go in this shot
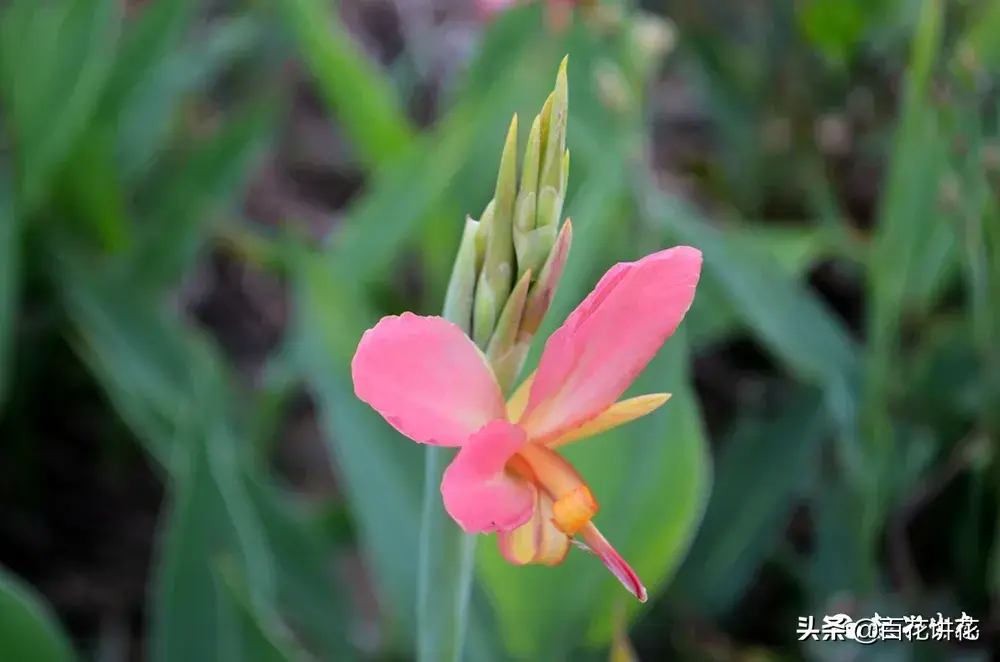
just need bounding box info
[352,313,506,446]
[441,420,535,533]
[576,522,647,602]
[496,490,571,566]
[520,247,702,442]
[545,393,671,448]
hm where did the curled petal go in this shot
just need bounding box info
[577,522,647,602]
[520,247,702,442]
[497,490,571,566]
[441,421,535,533]
[352,313,506,446]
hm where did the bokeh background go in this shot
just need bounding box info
[0,0,998,660]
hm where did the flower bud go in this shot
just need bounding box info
[442,216,482,333]
[486,269,533,393]
[473,115,519,348]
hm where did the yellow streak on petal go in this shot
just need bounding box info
[546,393,671,448]
[505,369,536,422]
[497,491,570,566]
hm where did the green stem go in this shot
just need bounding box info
[416,219,482,662]
[416,449,477,662]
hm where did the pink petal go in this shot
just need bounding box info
[518,247,702,442]
[352,313,506,446]
[441,420,535,533]
[577,522,647,602]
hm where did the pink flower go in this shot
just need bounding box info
[351,246,702,601]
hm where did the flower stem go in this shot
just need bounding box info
[416,447,478,662]
[416,223,482,662]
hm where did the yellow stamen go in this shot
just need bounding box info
[551,485,598,535]
[510,444,599,532]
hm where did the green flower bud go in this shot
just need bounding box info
[474,199,494,275]
[441,216,481,333]
[538,56,568,209]
[514,56,570,282]
[473,115,519,348]
[486,269,533,394]
[520,219,573,337]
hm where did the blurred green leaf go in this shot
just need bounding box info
[668,389,828,617]
[0,174,17,411]
[633,173,861,436]
[0,0,121,210]
[954,0,1000,72]
[149,407,275,662]
[55,128,130,251]
[98,0,198,121]
[56,250,213,463]
[863,0,945,535]
[685,225,838,346]
[276,0,411,167]
[797,0,876,65]
[287,249,506,661]
[132,99,276,290]
[249,481,355,661]
[218,557,308,662]
[116,15,265,180]
[0,566,76,662]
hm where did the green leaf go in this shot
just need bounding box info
[275,0,411,167]
[218,557,309,662]
[685,225,838,347]
[131,99,275,289]
[0,174,18,411]
[0,566,76,662]
[54,126,131,251]
[632,173,861,441]
[116,15,264,180]
[0,0,122,211]
[149,408,275,662]
[249,481,355,661]
[98,0,199,122]
[55,250,214,463]
[667,389,828,616]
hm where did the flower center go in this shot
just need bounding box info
[505,443,599,535]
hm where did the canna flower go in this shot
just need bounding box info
[352,246,702,601]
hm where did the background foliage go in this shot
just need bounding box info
[0,0,998,660]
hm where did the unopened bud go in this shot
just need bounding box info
[475,199,494,274]
[486,269,533,393]
[520,219,573,336]
[442,217,481,333]
[474,115,519,347]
